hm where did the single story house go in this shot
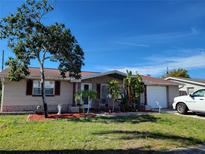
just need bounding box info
[165,77,205,96]
[0,67,179,112]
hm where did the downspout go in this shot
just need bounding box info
[0,78,5,112]
[72,82,76,106]
[166,86,169,109]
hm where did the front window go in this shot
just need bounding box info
[193,89,205,97]
[33,80,55,96]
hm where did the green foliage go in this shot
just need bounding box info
[120,94,130,112]
[123,70,144,111]
[0,0,84,117]
[107,80,120,111]
[75,90,97,113]
[75,90,97,103]
[163,68,190,78]
[107,80,120,100]
[0,0,84,80]
[5,57,29,81]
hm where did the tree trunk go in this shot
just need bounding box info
[127,86,132,105]
[40,65,48,118]
[112,100,115,112]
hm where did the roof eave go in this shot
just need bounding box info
[81,70,127,80]
[165,77,205,86]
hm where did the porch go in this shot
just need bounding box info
[71,72,125,112]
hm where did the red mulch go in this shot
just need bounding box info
[27,113,96,121]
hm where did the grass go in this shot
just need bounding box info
[0,113,205,153]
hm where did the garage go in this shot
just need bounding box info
[146,86,167,108]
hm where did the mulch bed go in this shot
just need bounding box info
[27,113,96,121]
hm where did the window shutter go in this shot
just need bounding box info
[55,81,61,95]
[26,79,33,95]
[96,84,101,99]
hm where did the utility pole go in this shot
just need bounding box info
[1,50,4,71]
[166,67,169,75]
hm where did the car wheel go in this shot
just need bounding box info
[176,103,188,114]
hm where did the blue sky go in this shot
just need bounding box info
[1,0,205,78]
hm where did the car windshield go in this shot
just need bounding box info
[193,89,205,97]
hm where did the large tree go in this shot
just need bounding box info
[163,68,190,78]
[0,0,84,117]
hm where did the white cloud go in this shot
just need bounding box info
[115,41,149,47]
[108,52,205,76]
[114,28,199,45]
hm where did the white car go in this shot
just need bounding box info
[173,89,205,114]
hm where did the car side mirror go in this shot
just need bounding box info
[189,94,194,97]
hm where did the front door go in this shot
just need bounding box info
[81,83,92,108]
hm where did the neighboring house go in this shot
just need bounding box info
[165,77,205,96]
[0,67,179,112]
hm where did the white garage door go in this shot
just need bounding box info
[147,86,167,108]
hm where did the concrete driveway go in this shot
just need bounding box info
[162,109,205,120]
[174,112,205,120]
[160,109,205,120]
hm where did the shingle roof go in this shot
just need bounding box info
[141,75,179,86]
[0,67,178,86]
[0,67,98,79]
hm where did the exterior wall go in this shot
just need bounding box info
[167,85,179,108]
[166,79,205,95]
[1,79,73,112]
[0,79,5,111]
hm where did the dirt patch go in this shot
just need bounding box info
[27,113,96,121]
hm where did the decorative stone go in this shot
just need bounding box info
[57,104,62,115]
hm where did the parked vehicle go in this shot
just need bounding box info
[173,89,205,114]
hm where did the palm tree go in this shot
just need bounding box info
[75,90,97,113]
[123,70,144,110]
[123,71,133,105]
[108,80,120,112]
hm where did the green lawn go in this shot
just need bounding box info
[0,113,205,153]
